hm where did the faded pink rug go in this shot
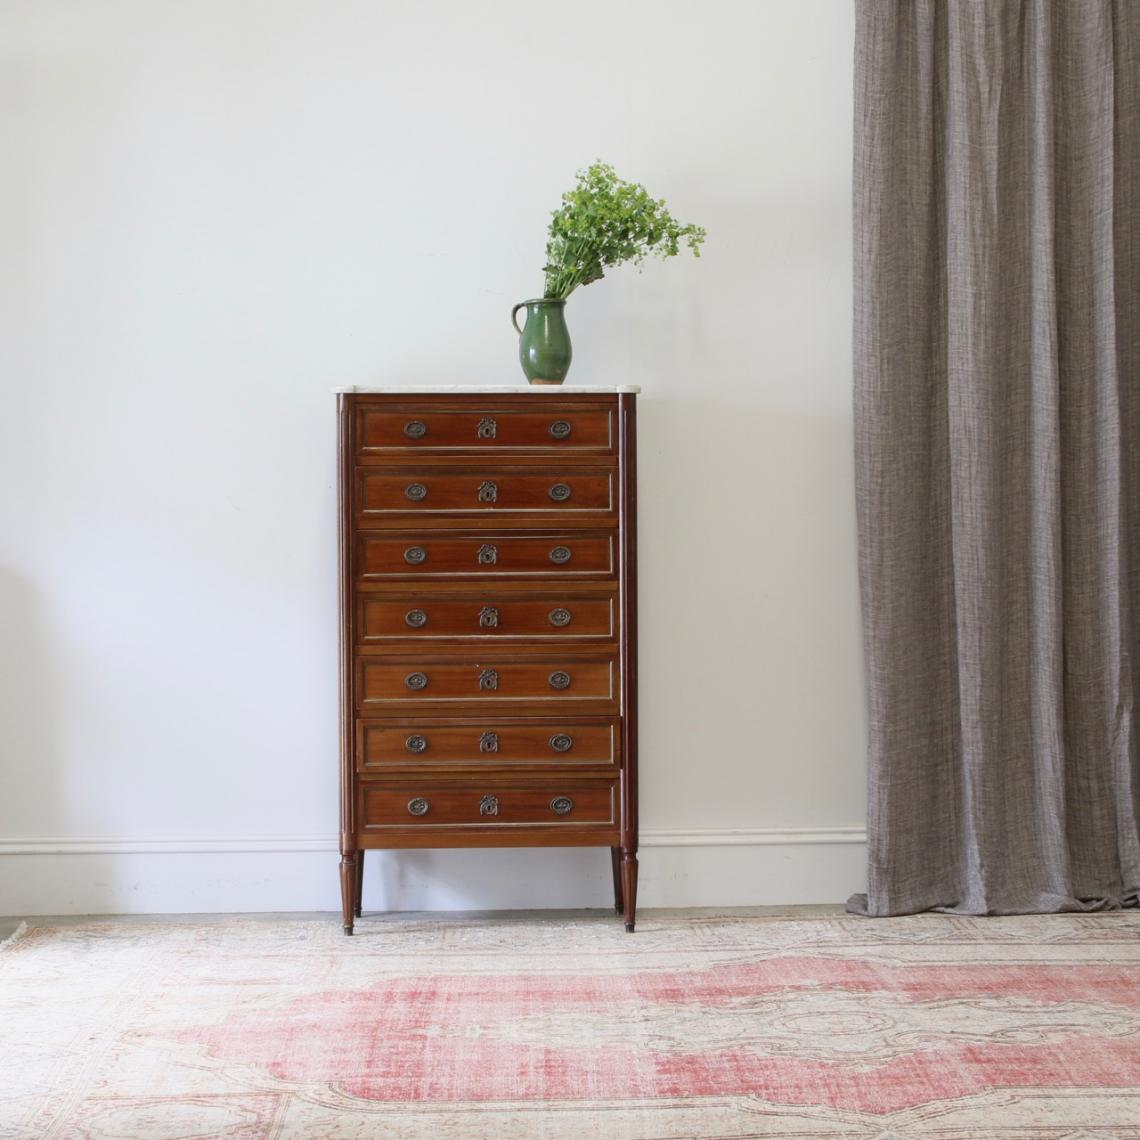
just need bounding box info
[3,911,1140,1137]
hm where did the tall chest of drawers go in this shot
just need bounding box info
[337,387,639,934]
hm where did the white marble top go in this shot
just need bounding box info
[335,384,641,394]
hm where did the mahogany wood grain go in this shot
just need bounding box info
[361,781,616,829]
[358,593,616,642]
[358,469,615,518]
[358,531,616,579]
[339,853,358,935]
[356,826,620,849]
[358,406,614,455]
[337,395,357,935]
[338,391,637,934]
[357,719,619,771]
[618,393,639,932]
[357,657,617,710]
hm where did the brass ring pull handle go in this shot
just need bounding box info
[549,420,572,440]
[405,672,429,691]
[548,608,572,627]
[404,546,427,565]
[549,483,572,502]
[549,733,573,753]
[408,797,430,816]
[405,609,428,628]
[549,546,572,565]
[404,420,427,439]
[405,734,428,753]
[479,669,499,691]
[550,795,574,816]
[405,482,428,502]
[548,671,571,690]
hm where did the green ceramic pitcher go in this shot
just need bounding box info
[511,298,572,385]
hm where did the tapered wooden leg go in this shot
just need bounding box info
[610,846,624,914]
[339,852,358,935]
[621,849,639,933]
[354,850,365,918]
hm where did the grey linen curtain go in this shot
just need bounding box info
[850,0,1140,915]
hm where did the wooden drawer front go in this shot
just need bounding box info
[359,469,614,517]
[358,721,618,770]
[362,783,616,828]
[358,658,616,709]
[358,532,615,579]
[360,595,615,642]
[358,407,614,455]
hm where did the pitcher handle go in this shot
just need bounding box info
[511,301,527,336]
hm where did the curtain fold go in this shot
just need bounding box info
[850,0,1140,916]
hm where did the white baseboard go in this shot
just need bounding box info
[0,828,867,916]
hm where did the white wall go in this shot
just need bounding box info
[0,0,863,915]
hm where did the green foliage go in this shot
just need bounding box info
[541,161,706,300]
